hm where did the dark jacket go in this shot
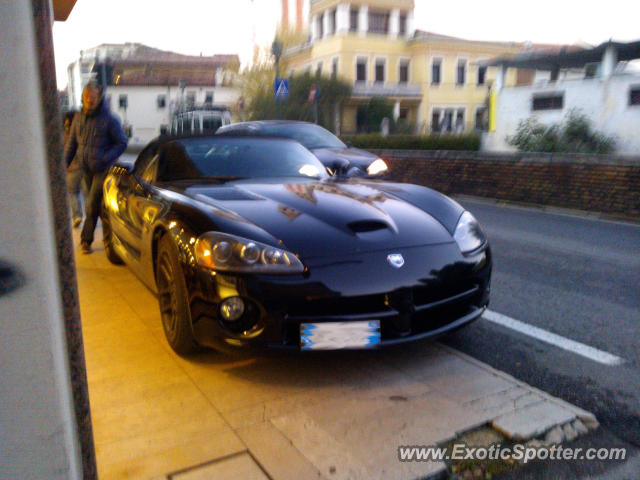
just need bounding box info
[64,100,128,173]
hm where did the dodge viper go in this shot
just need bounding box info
[101,135,491,355]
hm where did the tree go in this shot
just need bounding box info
[241,71,351,132]
[356,97,394,133]
[508,110,616,154]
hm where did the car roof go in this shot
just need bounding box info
[220,120,316,129]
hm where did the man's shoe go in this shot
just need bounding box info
[73,217,82,228]
[80,241,92,254]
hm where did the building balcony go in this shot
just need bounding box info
[352,81,422,98]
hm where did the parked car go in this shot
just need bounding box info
[101,135,491,355]
[170,107,231,136]
[217,120,389,177]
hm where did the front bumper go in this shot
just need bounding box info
[186,243,491,352]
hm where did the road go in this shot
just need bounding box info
[447,198,640,478]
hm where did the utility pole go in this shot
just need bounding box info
[272,38,282,119]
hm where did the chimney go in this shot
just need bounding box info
[296,0,303,31]
[282,0,289,29]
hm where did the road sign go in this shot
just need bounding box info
[274,78,289,100]
[308,85,317,104]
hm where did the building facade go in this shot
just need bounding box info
[66,43,240,147]
[485,40,640,154]
[282,0,521,134]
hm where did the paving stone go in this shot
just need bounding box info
[171,453,269,480]
[235,422,323,480]
[544,426,565,445]
[492,401,576,441]
[563,422,578,442]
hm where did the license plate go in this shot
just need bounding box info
[300,320,381,350]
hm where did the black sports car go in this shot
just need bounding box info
[102,135,491,355]
[217,120,388,176]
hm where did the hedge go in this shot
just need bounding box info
[342,134,482,151]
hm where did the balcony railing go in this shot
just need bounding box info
[352,82,421,98]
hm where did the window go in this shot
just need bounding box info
[455,109,465,132]
[329,9,336,35]
[316,62,323,77]
[431,109,441,133]
[477,66,487,86]
[399,108,409,121]
[456,59,467,86]
[431,59,442,85]
[375,59,385,83]
[157,94,166,109]
[205,91,214,105]
[118,94,128,109]
[331,58,338,79]
[532,94,564,111]
[349,8,358,31]
[317,15,324,38]
[630,87,640,106]
[356,58,367,82]
[369,10,390,34]
[585,63,598,79]
[399,14,407,35]
[475,107,488,131]
[186,91,196,107]
[399,60,410,84]
[432,108,464,133]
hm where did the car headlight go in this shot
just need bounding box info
[194,232,304,274]
[453,211,487,254]
[366,158,388,176]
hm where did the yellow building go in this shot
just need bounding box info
[282,0,520,134]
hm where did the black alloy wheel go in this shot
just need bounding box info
[155,234,200,355]
[101,209,124,265]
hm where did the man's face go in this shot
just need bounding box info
[82,87,101,113]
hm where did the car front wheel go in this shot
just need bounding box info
[156,234,200,355]
[101,209,124,265]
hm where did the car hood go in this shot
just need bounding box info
[311,147,378,169]
[177,179,454,259]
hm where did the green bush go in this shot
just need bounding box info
[342,133,482,151]
[508,110,616,154]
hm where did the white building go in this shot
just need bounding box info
[66,43,241,147]
[484,40,640,155]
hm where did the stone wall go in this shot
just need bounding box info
[375,150,640,220]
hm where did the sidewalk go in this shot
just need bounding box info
[74,227,598,480]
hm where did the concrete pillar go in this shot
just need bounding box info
[358,5,368,36]
[389,9,400,39]
[393,100,400,121]
[1,1,86,479]
[601,44,618,78]
[336,3,350,33]
[310,14,318,41]
[322,9,331,37]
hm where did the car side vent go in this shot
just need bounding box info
[347,220,389,233]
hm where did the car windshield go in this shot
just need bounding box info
[260,123,346,150]
[160,137,329,181]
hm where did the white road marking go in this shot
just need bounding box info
[483,310,625,366]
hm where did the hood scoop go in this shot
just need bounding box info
[347,219,389,234]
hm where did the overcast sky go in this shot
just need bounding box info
[52,0,640,88]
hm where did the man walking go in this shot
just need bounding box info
[64,82,127,253]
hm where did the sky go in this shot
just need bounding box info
[52,0,640,88]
